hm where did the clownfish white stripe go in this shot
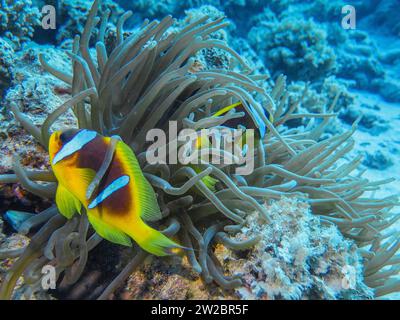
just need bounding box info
[52,130,97,165]
[88,175,130,209]
[247,104,266,138]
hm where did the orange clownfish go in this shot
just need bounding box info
[48,129,182,256]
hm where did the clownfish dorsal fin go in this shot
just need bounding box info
[191,165,218,192]
[201,175,218,192]
[87,214,132,247]
[116,141,162,222]
[56,184,82,219]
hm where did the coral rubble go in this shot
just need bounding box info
[225,197,373,300]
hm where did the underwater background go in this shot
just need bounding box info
[0,0,400,300]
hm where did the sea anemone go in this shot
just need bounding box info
[0,0,399,300]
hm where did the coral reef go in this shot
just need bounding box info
[120,254,235,300]
[175,6,233,71]
[118,0,180,18]
[55,0,124,44]
[248,16,336,81]
[243,1,400,104]
[359,0,400,36]
[0,0,41,48]
[0,215,31,299]
[330,27,386,95]
[225,197,373,300]
[0,38,14,97]
[0,42,74,172]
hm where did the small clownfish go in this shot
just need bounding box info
[195,101,273,150]
[48,129,183,256]
[212,101,273,139]
[191,101,273,191]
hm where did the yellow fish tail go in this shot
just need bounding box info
[128,220,183,256]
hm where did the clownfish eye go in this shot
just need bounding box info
[59,132,67,143]
[60,129,79,144]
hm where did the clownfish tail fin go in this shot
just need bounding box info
[128,220,185,256]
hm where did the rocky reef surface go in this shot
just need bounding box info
[0,0,399,299]
[110,198,373,300]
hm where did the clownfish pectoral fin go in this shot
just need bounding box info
[201,175,218,192]
[55,184,82,219]
[87,213,132,247]
[191,165,218,192]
